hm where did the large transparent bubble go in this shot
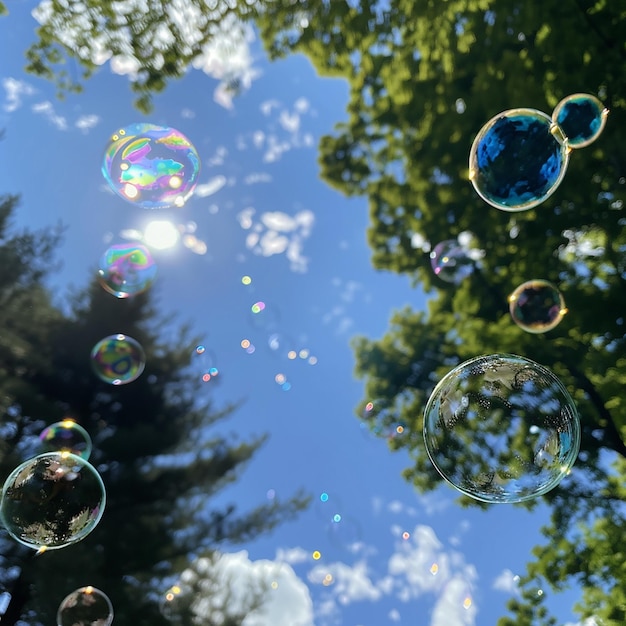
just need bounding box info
[423,354,580,503]
[102,123,200,209]
[57,586,114,626]
[0,452,106,549]
[469,108,570,211]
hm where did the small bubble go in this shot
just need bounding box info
[312,551,321,560]
[242,275,252,285]
[430,563,439,575]
[402,531,410,541]
[39,420,92,460]
[91,334,146,385]
[251,301,266,314]
[57,586,114,626]
[463,596,472,610]
[308,356,318,365]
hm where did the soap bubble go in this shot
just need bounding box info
[193,345,219,383]
[39,420,92,460]
[0,452,106,550]
[98,242,157,298]
[326,514,362,551]
[508,279,567,333]
[552,93,608,149]
[469,108,570,211]
[91,334,146,385]
[57,586,114,626]
[102,123,200,209]
[430,240,475,283]
[423,354,580,503]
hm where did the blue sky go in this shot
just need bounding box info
[0,3,593,625]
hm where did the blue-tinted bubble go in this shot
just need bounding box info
[0,452,106,550]
[469,108,570,211]
[98,242,157,298]
[102,123,200,209]
[57,586,114,626]
[39,420,92,460]
[91,334,146,385]
[423,354,580,503]
[552,93,608,149]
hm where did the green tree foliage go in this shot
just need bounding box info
[252,0,626,623]
[0,193,309,625]
[21,0,257,113]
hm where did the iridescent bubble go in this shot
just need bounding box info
[430,240,475,283]
[469,108,570,211]
[91,334,146,385]
[193,345,219,383]
[39,420,92,460]
[102,123,200,209]
[160,584,191,623]
[57,586,114,626]
[508,279,567,333]
[98,242,157,298]
[248,302,279,330]
[552,93,608,149]
[423,354,580,503]
[0,452,106,550]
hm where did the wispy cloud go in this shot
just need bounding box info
[2,77,36,112]
[31,100,67,130]
[75,114,100,133]
[237,207,314,273]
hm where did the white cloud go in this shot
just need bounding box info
[2,77,36,112]
[260,99,281,116]
[31,101,67,130]
[276,547,309,565]
[239,208,314,272]
[309,560,382,604]
[75,114,100,133]
[564,618,603,626]
[181,551,314,626]
[195,175,227,198]
[389,608,401,621]
[492,569,519,595]
[244,172,273,185]
[181,108,196,119]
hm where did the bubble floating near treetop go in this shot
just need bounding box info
[102,123,200,209]
[98,242,157,298]
[39,420,93,460]
[552,93,608,149]
[469,108,570,211]
[0,452,106,550]
[423,354,580,504]
[469,94,608,211]
[508,279,568,334]
[57,586,114,626]
[91,334,146,385]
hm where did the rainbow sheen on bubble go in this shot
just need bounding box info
[98,242,157,298]
[57,586,114,626]
[102,123,200,209]
[91,334,146,385]
[39,420,92,460]
[423,354,580,503]
[0,452,106,550]
[552,93,608,149]
[430,240,475,283]
[469,108,570,211]
[508,279,567,333]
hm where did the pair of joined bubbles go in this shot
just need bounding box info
[469,93,608,211]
